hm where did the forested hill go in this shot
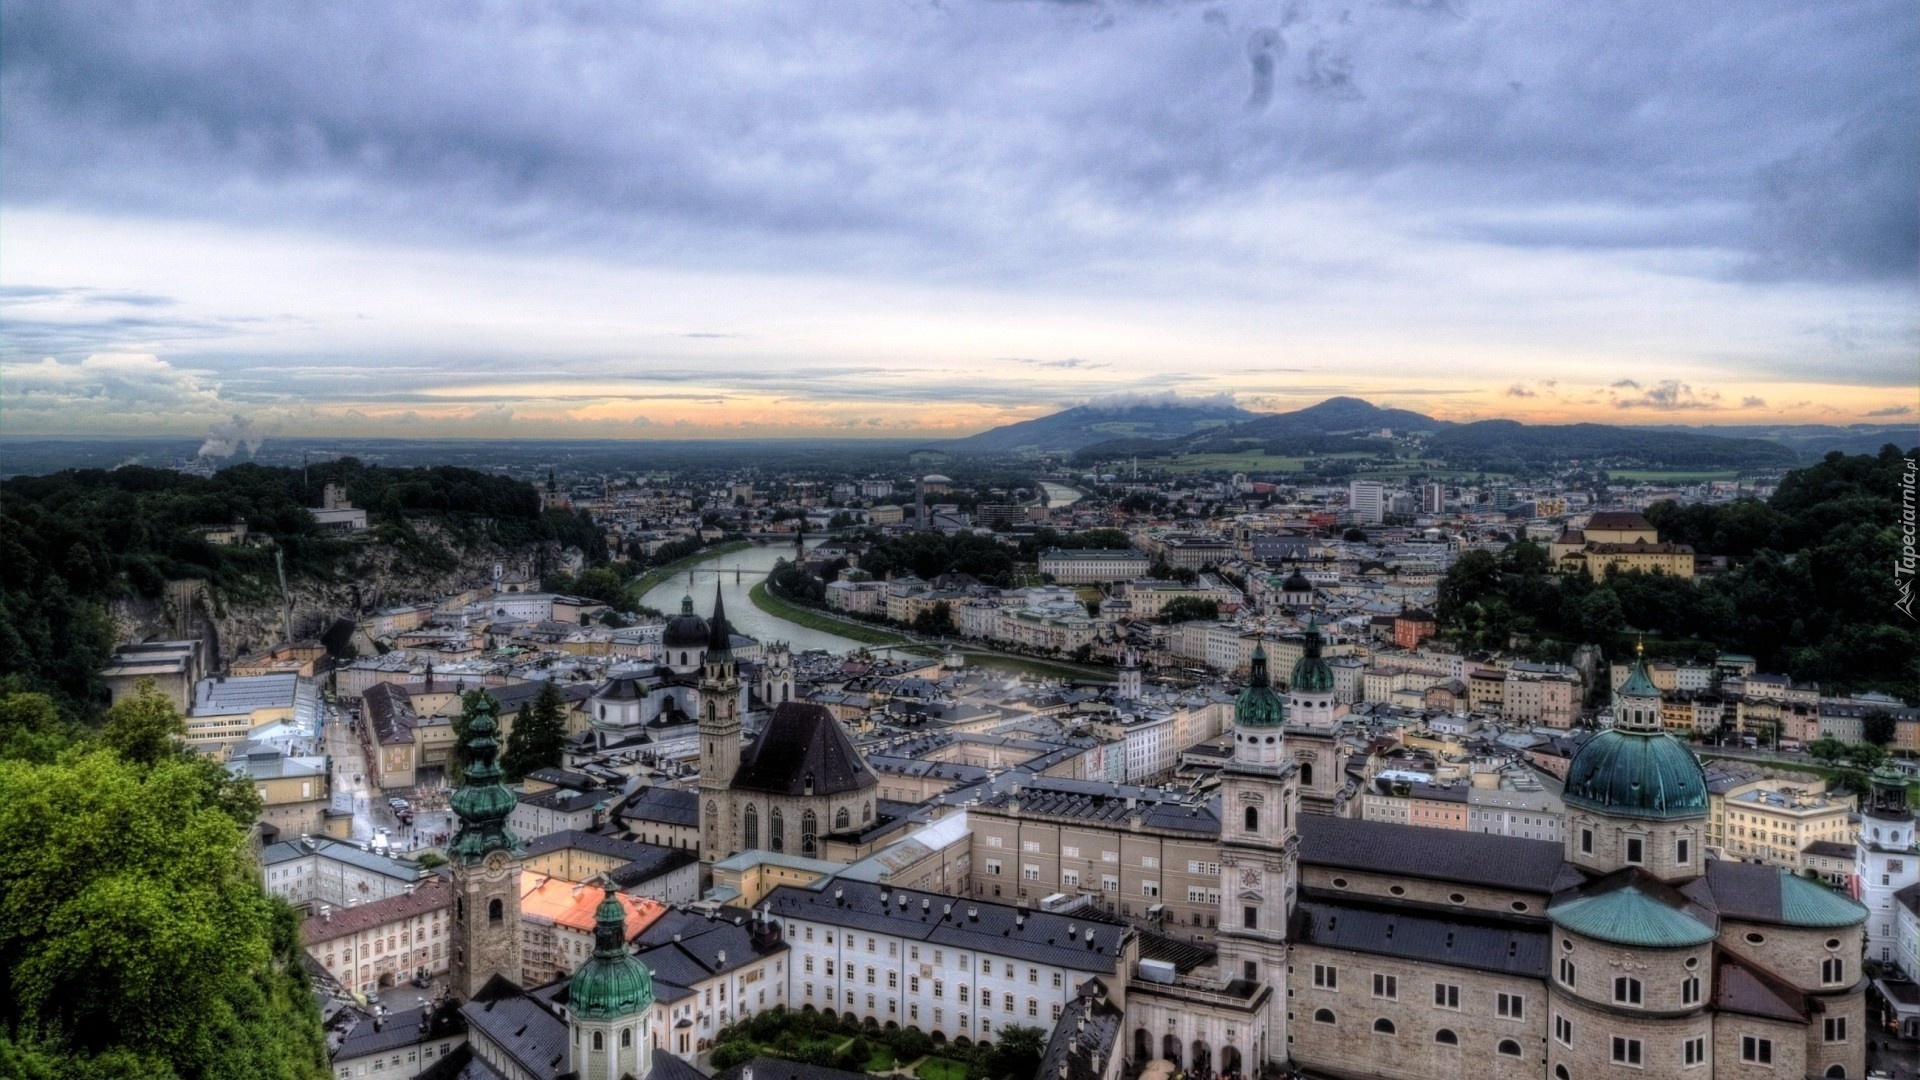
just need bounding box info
[1436,444,1919,697]
[0,461,600,712]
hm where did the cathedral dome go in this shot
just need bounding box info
[1563,728,1708,820]
[1235,645,1286,728]
[662,593,711,649]
[568,886,655,1019]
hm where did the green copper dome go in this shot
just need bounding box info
[1289,617,1335,695]
[1777,872,1868,928]
[1563,729,1708,820]
[449,693,523,865]
[1548,885,1715,948]
[1617,651,1661,700]
[1235,646,1286,728]
[568,886,654,1018]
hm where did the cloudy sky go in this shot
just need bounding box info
[3,1,1915,440]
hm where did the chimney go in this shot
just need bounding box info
[718,949,727,966]
[968,906,978,922]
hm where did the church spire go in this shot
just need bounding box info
[708,581,732,654]
[449,694,522,864]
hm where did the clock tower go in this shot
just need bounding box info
[448,692,525,998]
[1216,645,1298,1065]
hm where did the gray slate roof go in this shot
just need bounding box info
[1297,815,1565,894]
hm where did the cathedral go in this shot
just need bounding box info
[693,587,878,865]
[1130,643,1870,1080]
[585,589,794,753]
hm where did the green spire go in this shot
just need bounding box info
[1289,614,1335,695]
[449,692,522,864]
[1235,645,1286,728]
[568,885,655,1018]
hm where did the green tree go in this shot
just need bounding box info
[1158,597,1221,624]
[502,682,568,782]
[0,750,328,1078]
[0,683,73,765]
[99,679,186,766]
[983,1025,1047,1080]
[912,602,956,636]
[1863,710,1897,748]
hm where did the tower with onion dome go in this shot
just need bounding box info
[697,583,742,864]
[448,692,525,998]
[1284,614,1348,815]
[1214,643,1298,1016]
[567,883,657,1080]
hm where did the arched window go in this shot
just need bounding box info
[1434,1029,1457,1046]
[593,1031,604,1051]
[1313,1009,1335,1024]
[804,772,816,795]
[1300,762,1314,786]
[836,807,850,831]
[1824,1068,1846,1079]
[488,898,503,925]
[1245,806,1259,832]
[771,808,785,852]
[622,1029,633,1048]
[744,805,759,849]
[863,801,872,823]
[1497,1040,1521,1057]
[1555,1067,1570,1080]
[1372,1018,1395,1035]
[680,651,687,666]
[802,810,818,855]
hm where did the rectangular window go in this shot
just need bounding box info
[1559,958,1576,988]
[1062,845,1079,859]
[1741,1036,1772,1064]
[1496,993,1523,1019]
[1244,906,1259,930]
[1677,838,1691,865]
[1023,865,1039,881]
[1142,881,1159,898]
[1613,977,1642,1006]
[1625,836,1644,864]
[1313,964,1338,990]
[1611,1037,1641,1066]
[1684,1036,1705,1067]
[1681,976,1700,1005]
[1372,974,1397,1000]
[1554,1015,1572,1047]
[985,860,1002,876]
[958,986,968,1003]
[1141,855,1159,869]
[1102,875,1118,892]
[986,836,1003,848]
[1022,841,1041,853]
[1580,829,1594,854]
[1825,1017,1847,1042]
[1433,983,1459,1009]
[1061,869,1079,887]
[1822,957,1844,984]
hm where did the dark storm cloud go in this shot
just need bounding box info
[2,0,1912,287]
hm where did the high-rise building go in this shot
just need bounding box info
[1347,480,1383,524]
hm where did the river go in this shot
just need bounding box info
[636,540,874,654]
[1040,481,1083,508]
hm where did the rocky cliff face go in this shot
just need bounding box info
[111,538,562,666]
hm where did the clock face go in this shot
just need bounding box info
[1241,867,1262,888]
[485,851,507,873]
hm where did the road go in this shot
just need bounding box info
[321,699,456,854]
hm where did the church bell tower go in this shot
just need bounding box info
[1216,645,1298,1061]
[448,693,524,998]
[698,584,742,864]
